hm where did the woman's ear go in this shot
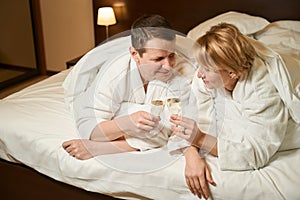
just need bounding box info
[229,72,239,79]
[130,47,140,64]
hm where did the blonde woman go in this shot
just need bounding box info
[170,23,300,199]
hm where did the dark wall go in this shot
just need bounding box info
[93,0,300,44]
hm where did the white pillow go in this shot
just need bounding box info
[187,11,270,40]
[271,20,300,32]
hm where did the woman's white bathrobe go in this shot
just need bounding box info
[191,39,300,171]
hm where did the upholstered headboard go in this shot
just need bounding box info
[93,0,300,45]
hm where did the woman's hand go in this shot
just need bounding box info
[115,111,160,138]
[170,115,202,143]
[184,146,215,199]
[171,115,218,157]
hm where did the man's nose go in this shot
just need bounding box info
[162,58,173,69]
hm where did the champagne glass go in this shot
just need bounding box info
[166,98,181,116]
[166,97,188,152]
[148,100,164,137]
[150,100,164,116]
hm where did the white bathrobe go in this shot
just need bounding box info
[72,52,192,151]
[191,40,300,171]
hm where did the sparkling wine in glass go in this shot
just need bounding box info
[166,98,181,116]
[150,100,164,116]
[148,100,164,137]
[166,97,185,149]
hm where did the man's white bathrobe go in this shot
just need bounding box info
[72,52,192,151]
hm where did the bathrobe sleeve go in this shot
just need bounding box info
[73,54,137,139]
[190,73,216,136]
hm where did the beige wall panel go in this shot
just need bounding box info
[0,0,36,68]
[40,0,94,71]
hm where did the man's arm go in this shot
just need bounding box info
[90,111,161,141]
[91,119,124,141]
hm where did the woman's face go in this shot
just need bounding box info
[197,65,236,90]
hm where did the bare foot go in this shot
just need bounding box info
[62,139,137,160]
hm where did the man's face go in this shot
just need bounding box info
[131,38,176,83]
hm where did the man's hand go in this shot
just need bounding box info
[115,111,160,138]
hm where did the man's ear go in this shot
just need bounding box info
[130,47,140,63]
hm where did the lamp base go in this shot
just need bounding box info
[105,25,109,40]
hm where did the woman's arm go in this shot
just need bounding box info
[170,115,218,157]
[183,146,215,199]
[192,130,218,157]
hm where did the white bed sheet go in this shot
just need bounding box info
[1,17,300,200]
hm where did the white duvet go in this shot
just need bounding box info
[1,17,300,200]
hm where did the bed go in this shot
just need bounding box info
[1,0,300,199]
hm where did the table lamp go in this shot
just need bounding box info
[97,7,117,39]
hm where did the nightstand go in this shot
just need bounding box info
[66,55,84,69]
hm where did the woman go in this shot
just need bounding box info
[171,23,300,199]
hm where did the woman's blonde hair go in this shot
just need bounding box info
[194,23,256,78]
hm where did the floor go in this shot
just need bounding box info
[0,68,26,82]
[0,75,49,99]
[0,159,118,200]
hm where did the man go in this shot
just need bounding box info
[62,14,192,159]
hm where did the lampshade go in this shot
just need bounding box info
[97,7,116,26]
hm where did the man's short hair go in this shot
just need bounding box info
[131,14,176,55]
